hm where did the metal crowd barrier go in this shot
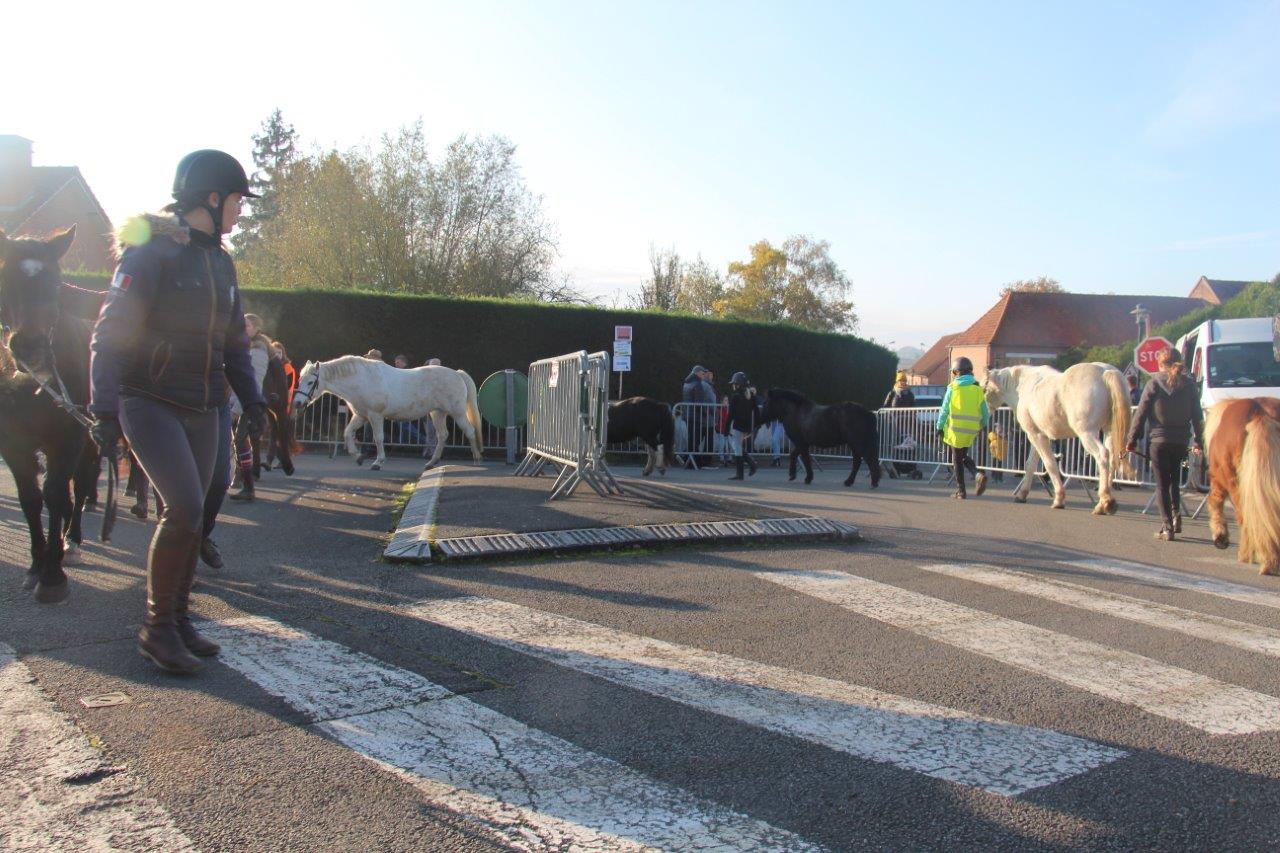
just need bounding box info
[670,402,795,468]
[514,350,621,499]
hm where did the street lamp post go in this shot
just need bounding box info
[1130,304,1151,341]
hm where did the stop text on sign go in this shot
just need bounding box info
[1134,336,1173,375]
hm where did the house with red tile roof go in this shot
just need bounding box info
[904,332,960,385]
[1187,276,1253,305]
[0,135,113,272]
[935,291,1207,378]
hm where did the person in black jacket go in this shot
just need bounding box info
[725,372,758,480]
[883,371,916,408]
[1126,347,1204,541]
[90,150,267,674]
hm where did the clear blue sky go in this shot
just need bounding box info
[9,1,1279,350]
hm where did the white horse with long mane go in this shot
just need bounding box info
[293,356,483,470]
[983,362,1133,514]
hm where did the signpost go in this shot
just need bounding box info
[613,326,633,397]
[1134,336,1173,375]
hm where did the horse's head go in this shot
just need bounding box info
[760,388,802,424]
[0,226,75,374]
[293,360,322,409]
[983,368,1013,409]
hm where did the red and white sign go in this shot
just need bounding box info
[614,325,633,342]
[1134,336,1173,375]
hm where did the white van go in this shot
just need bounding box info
[1175,317,1280,410]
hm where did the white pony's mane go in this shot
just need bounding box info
[319,355,378,381]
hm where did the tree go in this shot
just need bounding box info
[714,236,856,332]
[234,109,298,256]
[676,256,724,316]
[238,122,558,298]
[632,245,682,311]
[1001,276,1064,297]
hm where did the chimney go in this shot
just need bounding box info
[0,136,35,208]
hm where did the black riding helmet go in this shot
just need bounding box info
[951,356,974,375]
[730,371,748,388]
[171,150,258,239]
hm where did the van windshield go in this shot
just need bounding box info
[1207,342,1280,388]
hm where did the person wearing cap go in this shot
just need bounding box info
[89,149,267,674]
[936,356,989,499]
[724,371,758,480]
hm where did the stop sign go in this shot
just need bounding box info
[1134,336,1173,375]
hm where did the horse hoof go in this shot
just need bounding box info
[283,463,295,476]
[34,580,69,604]
[1053,503,1066,510]
[1262,564,1280,577]
[788,475,796,482]
[1092,505,1106,516]
[22,572,39,591]
[371,463,382,471]
[843,479,854,488]
[356,458,366,466]
[1214,535,1230,550]
[1105,500,1118,515]
[1013,494,1027,504]
[804,478,814,485]
[62,545,84,566]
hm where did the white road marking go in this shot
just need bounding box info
[1065,558,1280,610]
[757,570,1280,736]
[206,616,816,852]
[406,596,1126,796]
[0,644,196,852]
[922,563,1280,658]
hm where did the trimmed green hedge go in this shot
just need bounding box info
[55,277,895,406]
[242,288,895,407]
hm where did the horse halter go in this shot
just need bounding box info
[294,366,322,407]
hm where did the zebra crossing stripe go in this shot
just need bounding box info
[203,616,816,852]
[0,644,196,851]
[921,563,1280,658]
[756,570,1280,736]
[405,596,1126,796]
[1064,558,1280,611]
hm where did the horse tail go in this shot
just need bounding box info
[1237,406,1280,572]
[660,403,676,466]
[1104,368,1135,479]
[457,369,484,459]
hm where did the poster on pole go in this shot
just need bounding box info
[614,325,633,342]
[613,355,632,372]
[613,339,632,357]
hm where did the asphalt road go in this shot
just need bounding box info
[4,453,1280,851]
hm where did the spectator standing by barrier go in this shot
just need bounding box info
[883,371,916,408]
[681,365,717,467]
[1126,348,1203,541]
[726,372,758,480]
[937,357,989,500]
[1127,374,1141,406]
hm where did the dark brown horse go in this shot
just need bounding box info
[0,227,101,603]
[760,388,881,488]
[607,397,677,476]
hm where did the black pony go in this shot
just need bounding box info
[256,355,295,476]
[0,227,100,603]
[607,397,677,476]
[760,388,881,488]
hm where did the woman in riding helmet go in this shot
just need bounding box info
[937,356,989,499]
[726,371,758,480]
[90,150,267,675]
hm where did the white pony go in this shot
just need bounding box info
[984,363,1133,514]
[293,356,483,470]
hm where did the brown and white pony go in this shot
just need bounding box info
[1206,398,1280,575]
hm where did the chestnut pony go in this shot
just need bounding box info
[1205,397,1280,575]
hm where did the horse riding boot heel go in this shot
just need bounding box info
[139,526,203,674]
[175,538,219,658]
[729,458,745,480]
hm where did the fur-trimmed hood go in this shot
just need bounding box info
[112,213,191,261]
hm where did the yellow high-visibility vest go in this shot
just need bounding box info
[944,383,984,448]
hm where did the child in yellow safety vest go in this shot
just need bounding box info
[936,357,990,499]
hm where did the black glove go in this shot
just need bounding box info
[244,402,269,438]
[91,415,122,453]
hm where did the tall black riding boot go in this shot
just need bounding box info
[729,457,745,480]
[138,526,204,674]
[174,536,220,657]
[746,454,758,476]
